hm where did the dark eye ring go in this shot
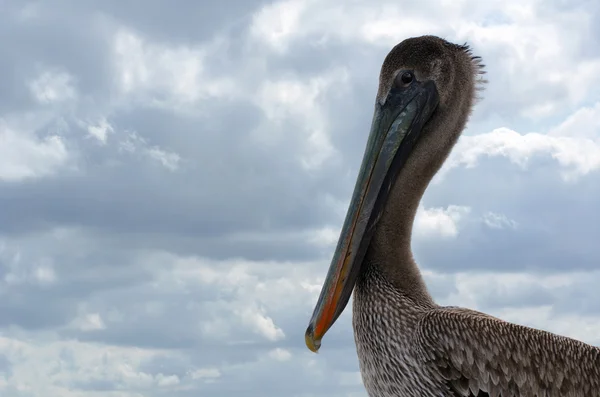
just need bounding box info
[399,71,414,85]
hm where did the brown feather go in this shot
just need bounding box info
[418,308,600,396]
[350,35,600,397]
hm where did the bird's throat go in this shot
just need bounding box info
[362,139,436,305]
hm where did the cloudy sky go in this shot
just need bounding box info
[1,0,600,396]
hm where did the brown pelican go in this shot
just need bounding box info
[304,35,600,396]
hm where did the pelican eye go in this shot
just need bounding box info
[398,71,414,86]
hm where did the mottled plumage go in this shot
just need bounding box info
[349,36,600,396]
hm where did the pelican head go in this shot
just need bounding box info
[305,35,485,352]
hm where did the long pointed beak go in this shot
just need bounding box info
[305,79,439,352]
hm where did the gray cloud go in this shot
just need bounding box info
[1,0,600,396]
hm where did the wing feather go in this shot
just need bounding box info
[417,307,600,397]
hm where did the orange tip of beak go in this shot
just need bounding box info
[305,332,321,353]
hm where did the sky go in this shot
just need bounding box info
[0,0,599,396]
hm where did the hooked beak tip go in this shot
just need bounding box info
[305,331,321,353]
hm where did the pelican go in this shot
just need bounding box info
[304,35,600,396]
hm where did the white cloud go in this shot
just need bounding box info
[549,102,600,139]
[237,306,286,341]
[482,212,518,229]
[250,0,600,118]
[250,0,439,51]
[441,127,600,181]
[156,374,180,386]
[189,367,221,381]
[307,226,340,247]
[267,348,292,362]
[0,122,70,181]
[0,335,186,396]
[254,69,348,170]
[414,205,470,238]
[250,0,309,52]
[86,118,114,144]
[1,246,57,287]
[29,71,77,104]
[119,131,182,171]
[69,312,107,332]
[249,0,517,50]
[33,262,57,285]
[146,147,181,171]
[147,253,317,344]
[455,5,599,115]
[112,30,235,108]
